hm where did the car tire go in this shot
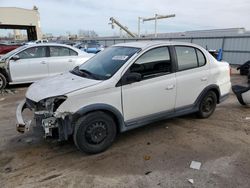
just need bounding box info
[73,111,117,154]
[197,91,217,118]
[0,72,7,90]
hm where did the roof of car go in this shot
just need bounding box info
[22,43,87,54]
[26,43,73,48]
[113,40,202,50]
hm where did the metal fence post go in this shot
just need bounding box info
[221,37,225,59]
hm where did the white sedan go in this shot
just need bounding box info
[16,41,231,154]
[0,43,93,89]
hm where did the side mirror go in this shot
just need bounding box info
[123,72,142,85]
[11,55,20,61]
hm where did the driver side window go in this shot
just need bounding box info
[130,47,172,79]
[17,47,46,59]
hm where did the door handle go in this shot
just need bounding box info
[166,85,175,90]
[40,61,46,64]
[201,77,207,81]
[68,59,73,62]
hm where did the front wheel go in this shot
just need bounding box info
[197,91,217,118]
[0,72,7,90]
[73,111,117,154]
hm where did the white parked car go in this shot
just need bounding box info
[16,41,231,154]
[0,43,93,89]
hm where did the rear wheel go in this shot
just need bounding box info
[73,111,117,154]
[197,91,217,118]
[0,72,7,90]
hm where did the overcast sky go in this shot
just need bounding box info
[0,0,250,36]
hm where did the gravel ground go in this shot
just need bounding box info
[0,70,250,188]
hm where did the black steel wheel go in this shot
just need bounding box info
[197,91,217,118]
[85,121,108,144]
[74,111,117,154]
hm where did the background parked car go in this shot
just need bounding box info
[0,43,93,89]
[82,43,104,54]
[0,43,22,56]
[74,42,104,54]
[73,42,86,49]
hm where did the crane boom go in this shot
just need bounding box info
[109,17,136,38]
[143,14,175,22]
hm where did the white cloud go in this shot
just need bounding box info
[0,0,250,36]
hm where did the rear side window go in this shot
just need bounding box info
[69,49,78,56]
[49,46,78,57]
[175,46,206,71]
[197,49,206,66]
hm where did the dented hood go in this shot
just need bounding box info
[26,72,102,102]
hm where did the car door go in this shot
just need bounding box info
[9,46,49,83]
[121,46,176,122]
[174,46,209,109]
[48,46,78,76]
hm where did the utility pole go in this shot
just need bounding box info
[142,14,175,37]
[138,17,143,38]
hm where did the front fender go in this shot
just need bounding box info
[71,103,125,132]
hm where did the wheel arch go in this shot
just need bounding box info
[71,103,125,133]
[0,67,9,82]
[195,85,221,106]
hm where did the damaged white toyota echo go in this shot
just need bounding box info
[16,41,231,154]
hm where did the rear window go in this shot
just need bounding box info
[49,46,78,57]
[175,46,206,71]
[197,49,206,66]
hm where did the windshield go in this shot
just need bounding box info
[76,46,140,80]
[0,45,27,60]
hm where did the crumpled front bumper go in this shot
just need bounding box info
[16,100,32,133]
[16,99,73,140]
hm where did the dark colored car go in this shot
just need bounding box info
[0,43,21,55]
[248,71,250,83]
[232,85,250,105]
[237,60,250,75]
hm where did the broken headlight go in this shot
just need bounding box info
[39,96,67,112]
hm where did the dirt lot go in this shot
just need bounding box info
[1,70,250,188]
